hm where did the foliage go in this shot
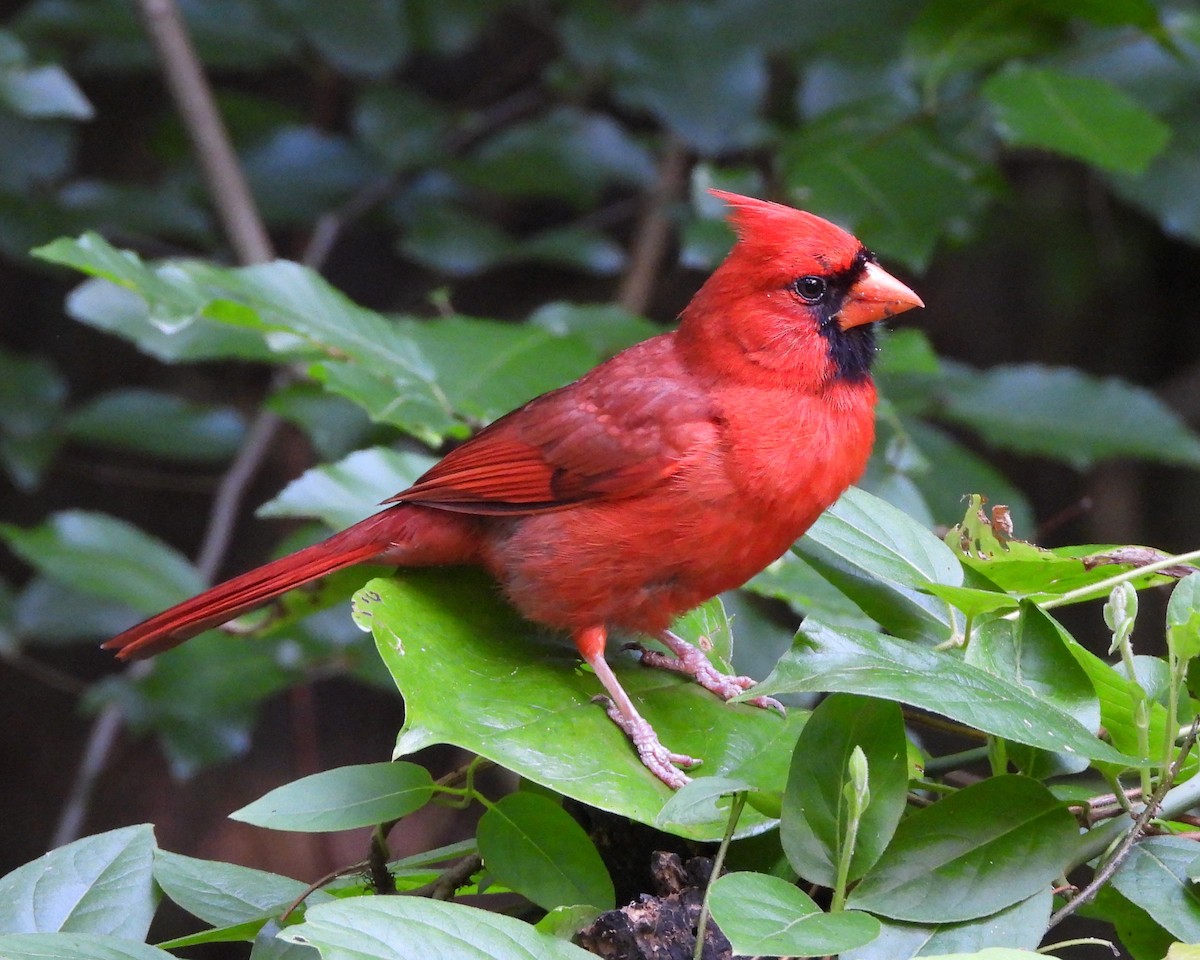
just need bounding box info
[3,0,1200,958]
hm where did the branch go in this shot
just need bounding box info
[1048,717,1200,930]
[137,0,274,265]
[616,139,689,316]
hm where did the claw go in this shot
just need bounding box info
[643,631,786,716]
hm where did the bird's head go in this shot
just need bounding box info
[679,190,923,388]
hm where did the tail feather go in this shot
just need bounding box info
[104,523,391,661]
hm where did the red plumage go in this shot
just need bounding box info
[105,191,923,787]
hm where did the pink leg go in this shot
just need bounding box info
[575,626,699,789]
[640,630,786,714]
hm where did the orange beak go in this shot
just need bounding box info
[837,261,924,330]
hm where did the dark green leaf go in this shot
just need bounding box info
[0,60,93,119]
[0,111,73,191]
[606,4,767,154]
[0,824,156,937]
[757,620,1137,765]
[0,511,202,613]
[476,792,615,911]
[353,86,448,171]
[746,549,879,632]
[258,447,434,530]
[275,0,408,76]
[1110,116,1200,245]
[356,573,804,840]
[847,776,1077,922]
[153,850,331,932]
[526,302,659,358]
[456,107,655,205]
[230,762,434,832]
[0,348,66,490]
[707,873,880,956]
[280,896,597,959]
[938,363,1200,467]
[795,486,963,644]
[781,694,909,886]
[0,933,175,960]
[966,603,1099,740]
[984,66,1170,174]
[66,388,245,461]
[1111,836,1200,942]
[783,125,993,270]
[1084,886,1175,960]
[14,576,141,646]
[265,384,375,461]
[844,890,1051,959]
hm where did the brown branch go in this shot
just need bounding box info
[616,139,690,316]
[137,0,274,264]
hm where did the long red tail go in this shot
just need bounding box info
[104,515,399,661]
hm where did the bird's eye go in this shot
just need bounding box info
[793,275,827,303]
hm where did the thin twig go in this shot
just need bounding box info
[137,0,273,264]
[426,853,484,901]
[1048,717,1200,930]
[617,139,689,316]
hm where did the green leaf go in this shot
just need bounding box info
[783,124,993,270]
[1167,573,1200,661]
[655,776,764,828]
[265,384,375,461]
[966,603,1099,775]
[352,86,448,171]
[0,933,176,960]
[781,694,909,886]
[356,573,803,840]
[275,0,408,76]
[757,620,1137,765]
[153,850,330,932]
[0,824,156,937]
[1110,116,1200,245]
[456,107,655,205]
[526,302,659,358]
[844,889,1051,959]
[230,762,434,832]
[746,549,879,632]
[604,4,767,154]
[0,63,93,119]
[847,776,1077,922]
[0,511,202,613]
[476,792,615,911]
[795,486,963,644]
[1084,886,1174,960]
[984,66,1170,174]
[65,388,245,461]
[707,872,880,956]
[279,895,598,959]
[0,347,67,490]
[258,447,434,530]
[937,364,1200,467]
[1111,836,1200,942]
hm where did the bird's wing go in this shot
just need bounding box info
[386,369,717,515]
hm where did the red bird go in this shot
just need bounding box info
[105,192,922,787]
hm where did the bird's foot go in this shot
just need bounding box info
[639,632,786,715]
[593,695,699,789]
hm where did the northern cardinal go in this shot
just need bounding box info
[105,191,922,787]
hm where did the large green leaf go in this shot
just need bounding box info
[708,873,880,957]
[279,896,597,959]
[275,0,408,77]
[354,571,804,840]
[1111,837,1200,942]
[0,825,156,938]
[476,792,615,911]
[757,620,1136,765]
[230,762,434,832]
[0,511,202,613]
[936,363,1200,467]
[847,776,1077,922]
[795,486,963,644]
[258,447,435,530]
[844,890,1051,959]
[153,850,331,935]
[0,933,175,960]
[65,388,245,462]
[984,65,1170,174]
[781,694,909,886]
